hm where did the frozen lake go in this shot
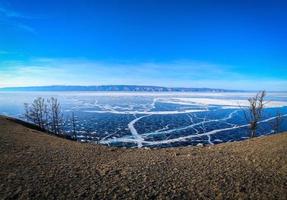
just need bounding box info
[1,91,287,148]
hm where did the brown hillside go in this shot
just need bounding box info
[0,116,286,199]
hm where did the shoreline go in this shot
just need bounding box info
[0,114,285,149]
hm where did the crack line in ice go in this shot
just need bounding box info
[82,97,210,115]
[69,96,287,147]
[100,113,287,147]
[100,110,238,145]
[141,110,238,137]
[83,109,206,115]
[187,114,200,134]
[128,114,152,148]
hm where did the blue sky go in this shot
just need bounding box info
[0,0,287,90]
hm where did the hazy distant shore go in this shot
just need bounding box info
[0,85,245,92]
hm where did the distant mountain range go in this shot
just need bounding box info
[0,85,243,92]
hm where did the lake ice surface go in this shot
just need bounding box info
[0,91,287,148]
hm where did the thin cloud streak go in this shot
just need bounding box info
[0,7,22,18]
[0,4,35,33]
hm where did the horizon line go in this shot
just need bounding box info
[1,84,285,92]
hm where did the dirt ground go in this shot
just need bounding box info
[0,116,286,199]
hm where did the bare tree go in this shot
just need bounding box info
[24,97,63,134]
[71,112,77,140]
[48,97,63,134]
[270,112,283,134]
[242,91,266,137]
[24,97,49,130]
